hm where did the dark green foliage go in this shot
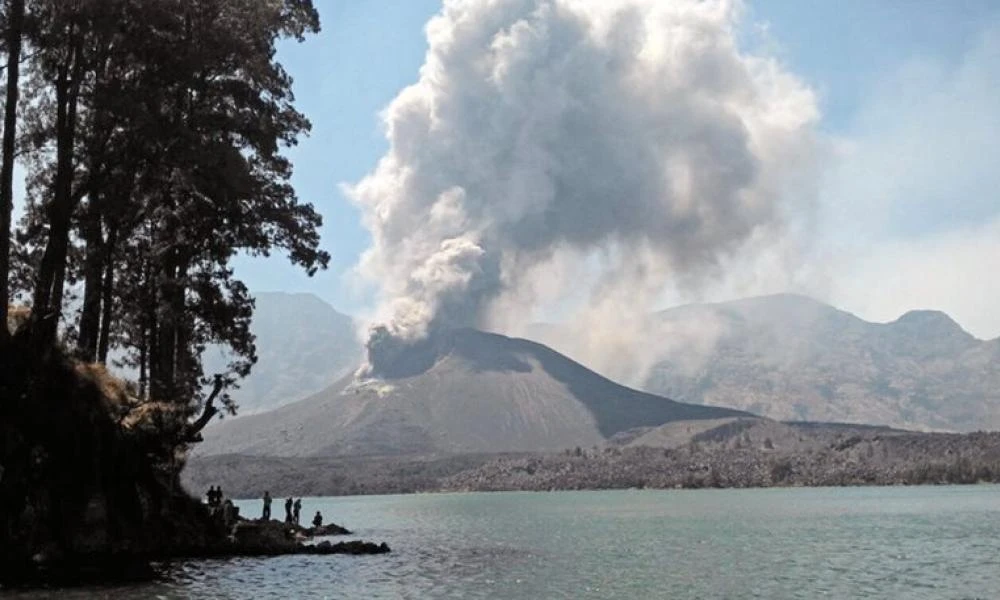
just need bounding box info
[0,0,327,583]
[10,0,326,427]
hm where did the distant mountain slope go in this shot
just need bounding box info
[633,294,1000,432]
[197,329,749,457]
[205,292,361,414]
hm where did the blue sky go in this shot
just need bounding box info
[237,1,1000,337]
[230,1,441,306]
[748,0,998,128]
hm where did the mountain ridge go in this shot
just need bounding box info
[635,294,1000,431]
[223,292,1000,433]
[197,328,749,457]
[203,291,362,415]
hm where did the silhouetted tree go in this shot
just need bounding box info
[0,0,25,343]
[13,0,326,439]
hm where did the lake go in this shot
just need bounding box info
[9,485,1000,599]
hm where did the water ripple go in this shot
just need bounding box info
[6,486,1000,599]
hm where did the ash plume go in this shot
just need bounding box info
[349,0,818,377]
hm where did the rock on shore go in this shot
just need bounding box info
[225,517,371,555]
[0,328,389,589]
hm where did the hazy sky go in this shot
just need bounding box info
[231,1,1000,338]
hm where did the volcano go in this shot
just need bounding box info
[197,329,749,457]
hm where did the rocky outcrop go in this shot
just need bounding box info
[0,325,215,584]
[200,518,384,557]
[0,326,387,589]
[227,517,350,547]
[311,522,351,536]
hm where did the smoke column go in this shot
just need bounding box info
[348,0,818,377]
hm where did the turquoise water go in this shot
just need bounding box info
[11,486,1000,599]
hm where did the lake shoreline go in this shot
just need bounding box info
[185,425,1000,498]
[214,478,1000,502]
[8,486,1000,597]
[0,336,390,591]
[0,517,390,590]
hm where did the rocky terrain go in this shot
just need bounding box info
[532,294,1000,432]
[185,418,1000,497]
[442,419,1000,492]
[187,294,1000,499]
[198,515,388,558]
[196,328,748,457]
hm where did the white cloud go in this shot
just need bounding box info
[674,23,1000,340]
[348,0,820,374]
[343,2,1000,380]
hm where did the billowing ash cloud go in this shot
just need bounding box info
[349,0,818,376]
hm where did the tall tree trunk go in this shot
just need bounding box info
[148,271,163,400]
[138,336,147,399]
[77,200,104,361]
[156,258,187,403]
[31,70,71,329]
[96,223,117,363]
[145,321,154,400]
[140,254,154,401]
[32,35,83,349]
[0,0,25,344]
[173,259,193,402]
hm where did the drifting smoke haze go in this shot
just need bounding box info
[348,0,819,378]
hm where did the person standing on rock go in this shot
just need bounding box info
[293,498,302,525]
[208,486,223,508]
[284,497,293,523]
[222,499,236,530]
[262,491,272,521]
[313,511,323,529]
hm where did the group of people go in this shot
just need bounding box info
[205,485,237,528]
[205,485,225,507]
[261,491,323,528]
[206,487,324,529]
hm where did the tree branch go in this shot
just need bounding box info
[183,375,224,443]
